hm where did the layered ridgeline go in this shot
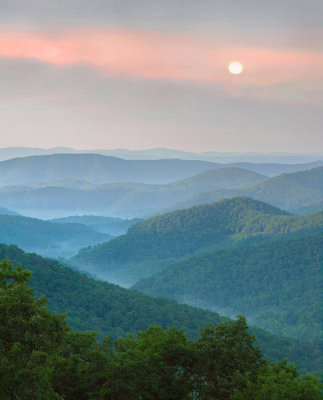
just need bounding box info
[134,233,323,341]
[0,166,267,218]
[0,243,320,372]
[51,215,142,236]
[0,153,321,185]
[0,214,112,258]
[166,166,323,214]
[1,146,322,165]
[70,197,323,286]
[0,153,217,185]
[0,164,322,219]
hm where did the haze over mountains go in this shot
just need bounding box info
[0,153,322,190]
[0,214,112,258]
[0,162,321,219]
[1,146,322,164]
[0,146,322,381]
[165,166,323,215]
[70,197,323,286]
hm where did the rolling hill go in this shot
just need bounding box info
[70,197,323,286]
[134,233,323,341]
[246,166,323,211]
[0,215,112,258]
[167,167,267,191]
[164,166,323,214]
[0,243,320,372]
[0,153,217,185]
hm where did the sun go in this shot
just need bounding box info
[228,61,244,75]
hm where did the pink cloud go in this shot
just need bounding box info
[0,29,322,87]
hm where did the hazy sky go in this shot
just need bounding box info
[0,0,322,152]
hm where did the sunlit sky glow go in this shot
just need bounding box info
[0,0,322,152]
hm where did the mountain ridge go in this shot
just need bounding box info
[133,233,323,340]
[70,197,323,286]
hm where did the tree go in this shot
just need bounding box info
[232,360,322,400]
[52,331,112,400]
[192,316,263,400]
[101,325,194,400]
[0,259,66,399]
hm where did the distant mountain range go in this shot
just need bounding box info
[0,214,112,258]
[0,164,321,219]
[0,242,320,372]
[0,146,322,164]
[0,153,322,188]
[69,197,323,286]
[134,233,322,341]
[0,154,218,185]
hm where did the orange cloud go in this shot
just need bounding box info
[0,29,322,87]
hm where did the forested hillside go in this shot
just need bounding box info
[2,261,321,399]
[134,234,323,340]
[0,245,321,373]
[0,215,112,258]
[70,197,323,286]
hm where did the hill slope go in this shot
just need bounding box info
[70,197,323,286]
[0,243,320,372]
[246,166,323,211]
[167,167,267,191]
[165,166,323,213]
[134,234,323,340]
[0,215,112,258]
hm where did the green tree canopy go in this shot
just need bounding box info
[0,259,66,400]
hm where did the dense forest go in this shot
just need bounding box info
[0,245,321,372]
[0,259,321,399]
[71,197,323,286]
[134,233,323,340]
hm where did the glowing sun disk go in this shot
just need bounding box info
[228,61,244,75]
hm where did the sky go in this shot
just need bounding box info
[0,0,322,152]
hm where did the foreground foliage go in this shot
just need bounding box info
[0,244,320,372]
[0,260,321,399]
